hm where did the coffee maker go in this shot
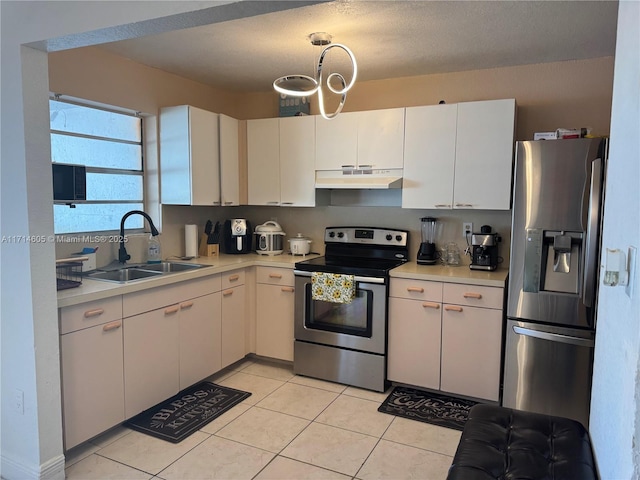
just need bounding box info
[469,225,501,271]
[417,217,440,265]
[222,219,252,254]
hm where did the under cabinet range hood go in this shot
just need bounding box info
[315,169,403,189]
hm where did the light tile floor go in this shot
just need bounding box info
[64,357,460,480]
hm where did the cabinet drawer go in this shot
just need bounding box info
[123,274,221,317]
[390,278,443,302]
[256,266,295,286]
[443,283,503,309]
[60,296,122,334]
[221,269,245,289]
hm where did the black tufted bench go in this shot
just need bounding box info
[447,404,598,480]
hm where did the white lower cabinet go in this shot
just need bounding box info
[179,292,222,390]
[121,274,223,418]
[388,278,504,401]
[388,297,442,390]
[256,267,295,361]
[440,283,504,401]
[124,304,181,418]
[60,297,125,450]
[220,270,247,368]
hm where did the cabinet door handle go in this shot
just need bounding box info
[222,289,234,297]
[281,287,294,293]
[164,305,180,315]
[267,201,279,205]
[281,202,294,205]
[224,201,234,205]
[228,274,240,282]
[269,273,283,279]
[180,301,194,309]
[435,204,452,208]
[422,302,440,309]
[212,201,221,205]
[84,308,105,318]
[455,203,474,208]
[406,286,424,293]
[463,292,483,299]
[445,305,464,312]
[102,320,122,332]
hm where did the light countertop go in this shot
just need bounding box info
[57,252,318,308]
[58,254,508,308]
[390,262,508,287]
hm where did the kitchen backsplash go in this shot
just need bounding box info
[161,205,512,268]
[55,205,511,269]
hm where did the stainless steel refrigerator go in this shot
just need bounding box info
[503,138,607,428]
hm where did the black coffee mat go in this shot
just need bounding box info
[378,386,480,431]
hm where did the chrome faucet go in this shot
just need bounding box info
[118,210,159,264]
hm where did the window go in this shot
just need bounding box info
[50,98,144,233]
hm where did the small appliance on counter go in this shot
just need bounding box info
[417,216,440,265]
[222,219,252,254]
[469,225,501,271]
[289,233,312,255]
[254,220,286,256]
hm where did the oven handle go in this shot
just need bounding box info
[293,270,386,285]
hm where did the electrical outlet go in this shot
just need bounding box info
[14,389,24,415]
[463,222,473,238]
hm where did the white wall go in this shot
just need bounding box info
[0,2,315,478]
[590,1,640,478]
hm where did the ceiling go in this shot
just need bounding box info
[97,0,619,93]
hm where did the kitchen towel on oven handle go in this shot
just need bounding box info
[311,272,356,304]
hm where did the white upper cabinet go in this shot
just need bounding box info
[453,99,516,209]
[315,108,405,171]
[219,114,240,206]
[402,99,516,210]
[160,105,221,205]
[315,111,358,170]
[247,117,280,206]
[357,108,405,170]
[402,104,458,209]
[280,115,316,207]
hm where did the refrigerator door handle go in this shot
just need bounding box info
[583,156,603,309]
[513,325,595,348]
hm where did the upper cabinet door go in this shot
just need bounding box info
[280,115,316,207]
[402,104,457,209]
[315,111,359,170]
[219,114,240,206]
[357,108,405,170]
[247,118,280,206]
[160,105,220,206]
[453,99,516,210]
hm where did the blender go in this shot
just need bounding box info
[418,217,440,265]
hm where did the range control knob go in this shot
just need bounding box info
[396,235,403,242]
[386,234,393,241]
[328,231,335,238]
[337,232,344,238]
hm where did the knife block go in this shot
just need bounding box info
[198,234,219,257]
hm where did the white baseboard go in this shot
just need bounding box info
[1,453,65,480]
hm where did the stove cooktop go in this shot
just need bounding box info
[294,226,409,278]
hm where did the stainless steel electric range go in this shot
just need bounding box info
[293,226,409,392]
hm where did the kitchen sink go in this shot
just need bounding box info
[85,262,212,283]
[137,262,207,273]
[87,268,163,283]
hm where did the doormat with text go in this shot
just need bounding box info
[125,381,251,443]
[378,386,480,431]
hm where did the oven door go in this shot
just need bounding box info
[294,271,387,354]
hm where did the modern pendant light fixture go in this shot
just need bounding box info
[273,32,358,120]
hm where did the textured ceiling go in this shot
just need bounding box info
[97,0,618,93]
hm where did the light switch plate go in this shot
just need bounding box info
[626,246,636,299]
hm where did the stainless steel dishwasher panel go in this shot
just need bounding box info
[502,319,595,427]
